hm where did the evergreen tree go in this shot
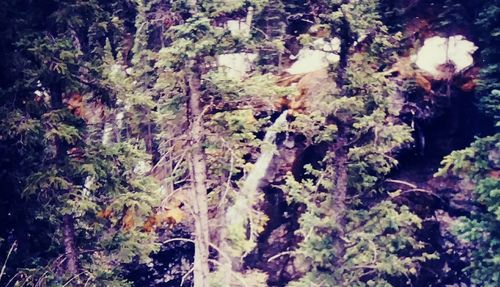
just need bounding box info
[0,1,161,285]
[278,1,435,285]
[435,1,500,286]
[0,0,498,286]
[437,134,500,287]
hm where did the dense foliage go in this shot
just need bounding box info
[0,0,498,286]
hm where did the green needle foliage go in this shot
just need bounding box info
[437,134,500,286]
[435,1,500,285]
[0,0,498,286]
[278,1,436,285]
[0,0,162,285]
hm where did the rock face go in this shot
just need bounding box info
[381,155,474,286]
[385,91,479,286]
[243,131,307,286]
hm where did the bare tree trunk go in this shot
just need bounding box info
[63,214,79,275]
[186,65,210,287]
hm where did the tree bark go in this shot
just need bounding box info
[186,64,210,287]
[333,1,353,217]
[63,214,79,275]
[50,82,80,279]
[332,2,353,261]
[329,138,349,269]
[333,144,348,214]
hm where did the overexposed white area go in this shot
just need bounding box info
[287,38,340,74]
[227,20,250,37]
[217,53,257,79]
[415,35,477,78]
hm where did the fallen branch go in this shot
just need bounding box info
[0,241,17,282]
[181,266,194,286]
[384,179,417,189]
[267,251,296,262]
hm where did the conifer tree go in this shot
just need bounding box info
[279,1,435,285]
[0,1,498,286]
[435,1,500,286]
[0,1,162,285]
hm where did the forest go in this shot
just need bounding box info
[0,0,498,286]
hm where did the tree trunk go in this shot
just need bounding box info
[331,139,349,263]
[332,2,353,260]
[63,214,79,275]
[50,82,80,279]
[333,145,348,214]
[333,1,353,220]
[186,65,210,287]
